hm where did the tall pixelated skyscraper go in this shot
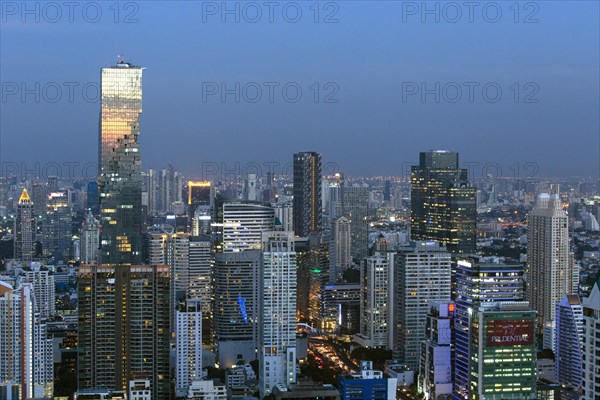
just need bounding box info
[98,61,143,264]
[14,188,36,261]
[293,152,322,238]
[410,150,476,253]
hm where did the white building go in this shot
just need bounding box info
[243,173,258,201]
[581,278,600,400]
[187,380,227,400]
[527,193,574,350]
[176,299,203,398]
[188,236,213,322]
[259,231,297,397]
[129,379,151,400]
[395,241,451,370]
[273,200,294,233]
[0,281,53,399]
[355,252,395,348]
[222,202,275,252]
[20,265,56,319]
[555,294,583,389]
[334,216,352,269]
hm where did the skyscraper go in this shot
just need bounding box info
[293,152,322,238]
[14,188,36,261]
[175,298,203,398]
[342,185,369,261]
[77,264,170,399]
[80,210,100,264]
[333,217,351,270]
[581,277,600,400]
[98,61,144,265]
[410,150,476,254]
[259,231,297,397]
[42,191,71,261]
[187,181,212,233]
[555,294,583,390]
[188,235,214,346]
[0,281,53,399]
[221,202,275,252]
[21,265,56,320]
[527,193,573,349]
[394,241,452,369]
[453,258,525,400]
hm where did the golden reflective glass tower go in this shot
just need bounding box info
[98,61,143,264]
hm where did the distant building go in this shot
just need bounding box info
[176,299,203,398]
[80,210,100,264]
[333,217,352,270]
[555,294,583,390]
[410,150,476,254]
[342,186,369,261]
[14,188,36,261]
[42,191,72,261]
[20,265,56,319]
[293,152,322,238]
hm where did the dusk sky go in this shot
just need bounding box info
[1,1,598,179]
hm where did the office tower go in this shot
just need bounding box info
[333,217,351,270]
[188,235,213,345]
[581,277,600,400]
[293,152,322,237]
[0,281,53,399]
[418,301,454,400]
[42,191,71,260]
[188,181,212,233]
[31,180,47,217]
[221,201,275,252]
[80,210,100,264]
[322,283,361,334]
[294,237,311,321]
[383,180,391,203]
[21,265,56,319]
[342,185,369,261]
[555,294,583,390]
[338,361,397,400]
[528,193,573,349]
[214,250,261,367]
[356,252,395,348]
[77,264,170,399]
[98,61,143,265]
[86,181,99,215]
[470,302,537,399]
[453,259,525,400]
[14,188,36,261]
[175,298,203,398]
[243,173,258,201]
[410,150,476,254]
[395,241,452,369]
[259,231,297,397]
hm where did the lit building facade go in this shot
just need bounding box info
[221,202,274,252]
[42,191,71,261]
[555,294,583,390]
[293,152,322,238]
[410,150,476,254]
[175,298,203,398]
[14,188,36,261]
[21,266,56,319]
[259,231,297,397]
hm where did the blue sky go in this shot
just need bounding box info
[1,1,598,178]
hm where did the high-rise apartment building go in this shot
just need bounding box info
[77,264,170,399]
[221,202,274,252]
[394,241,452,369]
[581,277,600,400]
[14,188,36,261]
[188,235,213,345]
[175,298,203,398]
[342,185,369,261]
[410,150,476,254]
[259,231,297,397]
[0,281,53,399]
[555,294,583,390]
[293,152,322,238]
[453,258,525,400]
[80,210,100,264]
[21,265,56,320]
[98,61,144,265]
[528,193,573,349]
[333,217,351,270]
[356,252,395,348]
